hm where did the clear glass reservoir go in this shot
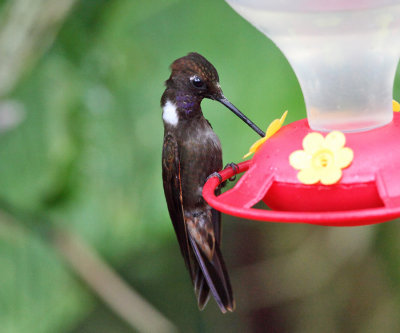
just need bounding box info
[226,0,400,132]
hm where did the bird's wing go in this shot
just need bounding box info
[212,205,221,244]
[162,134,234,312]
[162,134,194,279]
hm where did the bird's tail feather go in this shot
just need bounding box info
[194,266,210,310]
[189,236,235,313]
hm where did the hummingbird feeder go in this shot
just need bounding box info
[203,0,400,226]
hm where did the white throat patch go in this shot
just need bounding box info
[162,100,178,126]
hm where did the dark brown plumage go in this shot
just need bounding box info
[161,52,263,312]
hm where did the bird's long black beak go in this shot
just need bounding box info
[216,97,265,137]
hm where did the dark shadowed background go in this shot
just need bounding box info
[1,0,400,332]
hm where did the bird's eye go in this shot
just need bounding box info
[190,76,205,89]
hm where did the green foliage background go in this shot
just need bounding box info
[1,1,400,332]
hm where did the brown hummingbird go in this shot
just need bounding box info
[161,52,264,313]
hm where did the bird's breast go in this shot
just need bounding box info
[182,122,222,159]
[179,122,222,207]
[196,126,221,151]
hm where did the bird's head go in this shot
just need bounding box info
[164,53,264,137]
[167,52,224,101]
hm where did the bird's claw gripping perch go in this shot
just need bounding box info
[224,163,239,181]
[206,171,223,185]
[205,163,239,186]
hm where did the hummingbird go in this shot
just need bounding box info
[161,52,264,313]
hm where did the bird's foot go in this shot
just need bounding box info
[224,162,239,181]
[205,171,223,185]
[204,163,238,189]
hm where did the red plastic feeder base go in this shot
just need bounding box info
[203,112,400,226]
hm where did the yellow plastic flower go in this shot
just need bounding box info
[394,100,400,112]
[289,131,353,185]
[243,110,288,158]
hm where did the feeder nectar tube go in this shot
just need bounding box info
[226,0,400,132]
